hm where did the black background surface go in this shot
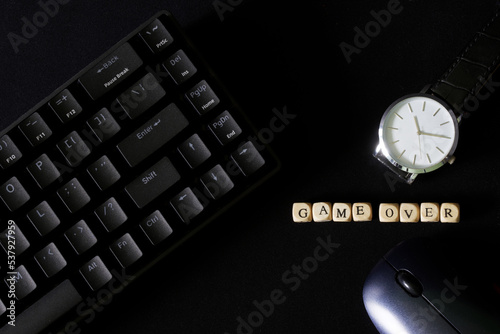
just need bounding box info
[1,0,500,333]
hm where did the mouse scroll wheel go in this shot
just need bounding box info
[396,270,423,297]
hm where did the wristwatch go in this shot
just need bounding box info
[374,10,500,184]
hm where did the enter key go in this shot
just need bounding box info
[117,103,189,167]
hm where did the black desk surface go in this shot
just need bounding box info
[1,0,500,333]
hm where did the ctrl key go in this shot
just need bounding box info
[139,211,173,245]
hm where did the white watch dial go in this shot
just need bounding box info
[380,95,458,172]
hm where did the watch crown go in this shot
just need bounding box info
[448,156,456,165]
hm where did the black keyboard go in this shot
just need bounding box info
[0,11,279,334]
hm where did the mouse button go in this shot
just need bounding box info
[363,259,456,334]
[396,270,423,297]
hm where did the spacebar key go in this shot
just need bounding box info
[0,280,82,334]
[125,157,181,208]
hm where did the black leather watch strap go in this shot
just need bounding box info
[431,10,500,118]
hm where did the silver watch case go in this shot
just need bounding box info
[373,93,460,184]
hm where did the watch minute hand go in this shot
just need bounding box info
[419,131,451,139]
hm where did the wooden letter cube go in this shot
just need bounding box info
[352,203,372,222]
[292,203,312,223]
[440,203,460,223]
[420,202,440,222]
[400,203,420,223]
[332,203,352,222]
[312,202,332,222]
[379,203,400,222]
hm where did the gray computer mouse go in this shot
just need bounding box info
[362,238,500,334]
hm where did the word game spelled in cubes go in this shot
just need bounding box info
[293,202,460,223]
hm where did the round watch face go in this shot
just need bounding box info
[378,94,459,174]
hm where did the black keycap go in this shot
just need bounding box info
[48,89,83,123]
[0,224,30,256]
[0,177,30,211]
[170,187,204,223]
[27,154,61,189]
[57,131,91,167]
[163,49,197,85]
[0,135,22,169]
[208,111,242,145]
[178,134,211,169]
[139,211,173,245]
[87,155,121,191]
[200,165,234,200]
[64,220,97,255]
[110,233,143,268]
[115,73,166,119]
[117,103,188,167]
[94,197,128,232]
[18,112,53,146]
[139,19,174,54]
[125,157,180,208]
[27,201,60,236]
[3,280,81,334]
[57,178,91,213]
[185,80,220,115]
[79,256,112,291]
[231,141,266,176]
[86,108,121,143]
[79,42,143,100]
[34,243,67,278]
[5,266,36,300]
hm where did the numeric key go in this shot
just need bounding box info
[0,135,22,169]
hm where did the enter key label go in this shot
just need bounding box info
[117,103,189,167]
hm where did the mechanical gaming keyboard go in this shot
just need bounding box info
[0,11,279,333]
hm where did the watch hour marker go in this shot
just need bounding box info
[391,140,400,144]
[436,147,444,154]
[395,112,403,120]
[440,121,450,126]
[413,154,417,165]
[408,103,414,113]
[422,101,426,111]
[398,149,406,159]
[433,108,441,117]
[388,127,399,130]
[427,154,432,164]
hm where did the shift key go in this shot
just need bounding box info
[125,157,180,208]
[79,42,143,100]
[117,103,189,167]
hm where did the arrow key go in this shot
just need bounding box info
[64,220,97,255]
[170,187,204,223]
[34,243,67,278]
[177,134,211,169]
[200,165,234,200]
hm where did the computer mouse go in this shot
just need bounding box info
[362,238,500,334]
